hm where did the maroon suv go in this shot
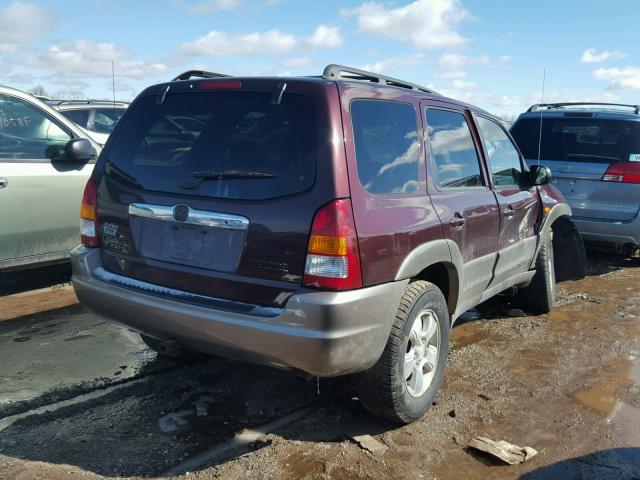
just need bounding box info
[71,65,585,423]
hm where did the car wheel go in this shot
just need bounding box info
[358,281,449,424]
[140,334,207,361]
[519,229,555,314]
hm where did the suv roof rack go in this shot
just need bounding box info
[527,102,640,114]
[50,99,129,106]
[322,64,438,94]
[172,70,232,81]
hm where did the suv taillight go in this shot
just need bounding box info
[80,178,99,247]
[602,162,640,184]
[303,199,363,290]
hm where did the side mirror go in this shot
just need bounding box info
[529,165,552,186]
[64,138,96,162]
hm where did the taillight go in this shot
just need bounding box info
[198,80,242,90]
[80,178,99,247]
[303,199,363,290]
[602,162,640,184]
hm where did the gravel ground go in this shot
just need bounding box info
[0,253,638,480]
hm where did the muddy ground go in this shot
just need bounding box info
[0,253,638,480]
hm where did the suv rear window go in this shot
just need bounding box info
[105,91,316,200]
[511,117,640,163]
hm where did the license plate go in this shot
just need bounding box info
[167,226,204,262]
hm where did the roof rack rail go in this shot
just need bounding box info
[50,99,129,106]
[527,102,640,114]
[322,64,437,94]
[172,70,231,81]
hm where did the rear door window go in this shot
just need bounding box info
[351,100,420,194]
[425,108,485,189]
[61,109,90,128]
[476,116,522,187]
[511,117,640,163]
[105,92,316,200]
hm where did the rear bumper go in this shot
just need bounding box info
[71,246,407,377]
[572,214,640,249]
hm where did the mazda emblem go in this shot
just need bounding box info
[173,204,190,222]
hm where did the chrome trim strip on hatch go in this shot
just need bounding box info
[128,203,249,230]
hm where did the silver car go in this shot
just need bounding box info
[0,85,101,271]
[511,103,640,256]
[50,100,128,146]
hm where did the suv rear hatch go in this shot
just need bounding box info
[511,115,640,222]
[94,78,347,307]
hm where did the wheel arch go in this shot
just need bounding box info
[533,204,586,281]
[394,239,462,319]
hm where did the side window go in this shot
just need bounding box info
[92,108,125,134]
[425,109,484,189]
[351,100,420,194]
[62,109,90,128]
[476,116,522,187]
[0,94,71,161]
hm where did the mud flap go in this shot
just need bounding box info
[552,217,586,281]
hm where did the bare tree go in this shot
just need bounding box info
[28,84,49,98]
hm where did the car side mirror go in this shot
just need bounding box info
[64,138,96,162]
[528,165,552,186]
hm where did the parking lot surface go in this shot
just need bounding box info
[0,253,639,479]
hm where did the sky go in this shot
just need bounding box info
[1,0,639,118]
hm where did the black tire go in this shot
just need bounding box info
[358,281,450,424]
[519,230,555,314]
[140,334,207,360]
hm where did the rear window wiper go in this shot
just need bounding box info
[192,170,278,180]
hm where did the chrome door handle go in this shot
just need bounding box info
[0,177,7,189]
[450,213,465,228]
[504,206,515,218]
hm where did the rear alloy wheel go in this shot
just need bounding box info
[519,229,555,314]
[358,281,449,423]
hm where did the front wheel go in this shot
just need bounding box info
[358,281,450,424]
[518,230,556,314]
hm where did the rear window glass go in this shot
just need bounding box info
[105,92,316,200]
[351,100,420,195]
[511,117,640,163]
[92,108,126,134]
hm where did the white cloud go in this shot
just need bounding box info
[172,0,242,13]
[580,48,627,64]
[180,25,343,56]
[593,67,640,90]
[359,54,424,73]
[344,0,469,49]
[179,29,296,56]
[499,55,512,63]
[0,2,57,53]
[436,70,467,79]
[308,25,344,48]
[26,40,168,79]
[280,57,313,68]
[438,53,490,70]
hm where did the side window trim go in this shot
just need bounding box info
[473,113,526,190]
[0,93,75,164]
[423,104,490,192]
